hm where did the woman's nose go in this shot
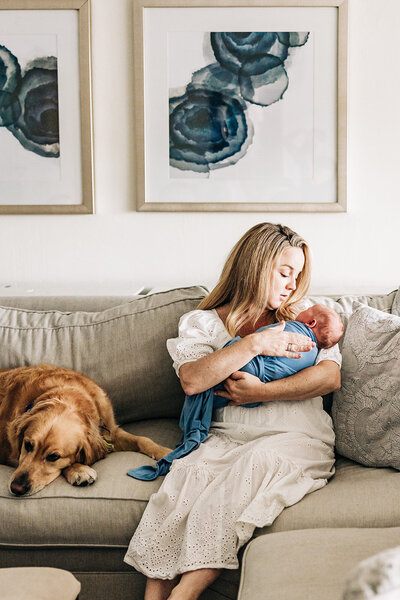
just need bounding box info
[286,276,296,291]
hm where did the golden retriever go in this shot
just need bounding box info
[0,364,171,496]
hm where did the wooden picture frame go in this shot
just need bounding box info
[134,0,347,212]
[0,0,94,214]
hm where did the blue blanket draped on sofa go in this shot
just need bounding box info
[127,321,317,481]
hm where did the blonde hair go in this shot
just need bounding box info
[198,223,311,336]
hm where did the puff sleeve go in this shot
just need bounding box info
[166,310,230,377]
[315,344,342,367]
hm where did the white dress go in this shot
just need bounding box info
[124,309,341,579]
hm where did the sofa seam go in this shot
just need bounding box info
[0,286,207,316]
[0,296,206,331]
[0,294,393,332]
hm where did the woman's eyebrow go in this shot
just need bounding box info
[281,264,302,277]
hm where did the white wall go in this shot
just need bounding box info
[0,0,399,295]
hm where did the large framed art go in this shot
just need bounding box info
[134,0,347,212]
[0,0,94,214]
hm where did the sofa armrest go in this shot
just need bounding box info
[237,528,400,600]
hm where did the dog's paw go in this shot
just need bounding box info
[64,464,97,487]
[151,446,172,461]
[137,437,173,461]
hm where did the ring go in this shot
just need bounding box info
[287,343,293,352]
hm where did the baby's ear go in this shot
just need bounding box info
[306,319,316,328]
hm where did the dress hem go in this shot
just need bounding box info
[123,555,239,580]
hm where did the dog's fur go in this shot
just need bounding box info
[0,364,171,496]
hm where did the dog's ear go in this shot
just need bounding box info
[7,411,34,458]
[7,397,56,456]
[76,425,108,465]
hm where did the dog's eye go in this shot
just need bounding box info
[46,453,60,462]
[24,441,34,452]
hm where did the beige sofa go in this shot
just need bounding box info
[0,285,399,600]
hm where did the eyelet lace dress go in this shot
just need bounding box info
[124,309,341,579]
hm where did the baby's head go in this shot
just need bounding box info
[296,304,343,349]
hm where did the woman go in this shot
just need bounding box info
[124,223,341,600]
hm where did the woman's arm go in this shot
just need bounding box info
[179,336,260,396]
[179,323,316,396]
[215,360,341,405]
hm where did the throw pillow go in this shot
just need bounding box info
[0,286,207,424]
[332,302,400,469]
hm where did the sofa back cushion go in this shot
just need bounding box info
[0,286,207,424]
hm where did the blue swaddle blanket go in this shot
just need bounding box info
[127,321,317,481]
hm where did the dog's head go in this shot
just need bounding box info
[8,390,108,496]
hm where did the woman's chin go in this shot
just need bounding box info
[265,301,281,310]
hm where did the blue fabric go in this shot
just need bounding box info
[127,321,317,481]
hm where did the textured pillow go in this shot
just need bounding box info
[332,302,400,469]
[0,286,207,424]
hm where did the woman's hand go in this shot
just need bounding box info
[214,371,264,405]
[248,321,315,358]
[214,360,341,406]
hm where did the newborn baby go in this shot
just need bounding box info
[295,303,344,349]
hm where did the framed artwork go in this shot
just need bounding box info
[0,0,94,214]
[133,0,347,212]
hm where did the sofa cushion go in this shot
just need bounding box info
[2,448,399,548]
[256,455,400,535]
[239,528,400,600]
[0,419,182,547]
[0,286,207,423]
[331,303,400,469]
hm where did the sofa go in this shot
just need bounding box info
[0,285,399,600]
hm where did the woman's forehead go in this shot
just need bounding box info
[276,247,305,270]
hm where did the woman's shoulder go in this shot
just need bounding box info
[167,309,230,373]
[177,308,224,336]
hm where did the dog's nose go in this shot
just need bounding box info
[10,473,31,496]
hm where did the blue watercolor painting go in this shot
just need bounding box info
[0,44,59,158]
[169,32,309,174]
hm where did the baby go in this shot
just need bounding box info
[128,303,343,481]
[294,303,344,349]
